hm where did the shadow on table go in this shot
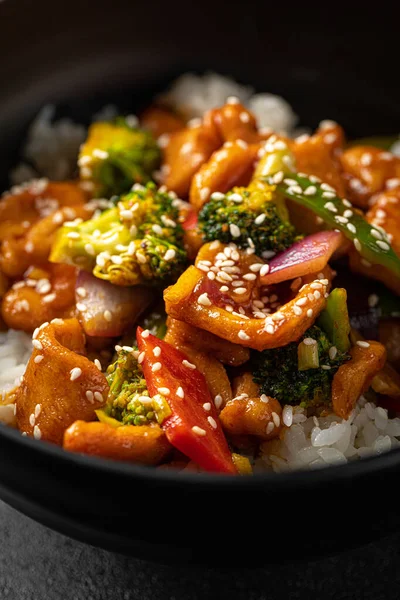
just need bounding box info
[1,501,400,600]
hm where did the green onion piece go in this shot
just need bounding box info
[318,288,351,353]
[298,339,319,371]
[265,172,400,278]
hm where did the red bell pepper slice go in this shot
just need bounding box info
[136,326,236,474]
[182,207,198,231]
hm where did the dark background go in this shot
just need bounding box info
[2,499,400,599]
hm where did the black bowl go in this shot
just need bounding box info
[1,0,400,566]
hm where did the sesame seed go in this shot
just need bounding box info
[70,367,82,381]
[203,402,211,411]
[152,362,162,372]
[122,346,134,353]
[321,365,331,370]
[211,192,225,200]
[233,287,247,295]
[66,232,80,239]
[182,359,196,369]
[322,191,337,198]
[120,209,134,220]
[94,391,103,402]
[229,223,241,237]
[236,139,248,150]
[43,293,56,304]
[84,243,96,256]
[34,354,44,364]
[368,294,379,308]
[176,387,185,399]
[238,330,250,341]
[164,249,176,261]
[371,229,383,240]
[111,255,123,265]
[272,171,284,184]
[103,310,112,322]
[343,209,353,218]
[376,240,390,251]
[192,425,207,436]
[342,199,352,207]
[309,175,321,183]
[293,306,302,315]
[214,394,223,409]
[296,297,307,306]
[207,416,218,429]
[35,404,41,418]
[319,119,338,129]
[158,387,170,396]
[33,425,42,440]
[94,359,102,371]
[272,412,281,428]
[304,185,317,196]
[198,292,212,306]
[324,202,337,213]
[284,178,298,186]
[310,282,322,289]
[220,286,229,292]
[32,340,43,350]
[265,324,274,334]
[357,340,370,348]
[313,290,321,300]
[229,193,243,203]
[354,238,362,252]
[76,303,87,312]
[152,224,164,236]
[254,213,266,225]
[227,96,240,104]
[76,287,87,298]
[266,422,275,435]
[307,309,313,317]
[303,337,317,345]
[259,394,269,404]
[335,215,348,224]
[86,391,94,403]
[243,273,257,281]
[199,187,210,201]
[321,183,335,192]
[249,263,263,273]
[258,263,271,278]
[153,346,161,357]
[288,185,303,195]
[329,346,338,360]
[347,223,357,234]
[138,351,145,364]
[386,178,400,189]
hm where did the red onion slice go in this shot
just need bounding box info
[76,271,153,337]
[260,231,344,286]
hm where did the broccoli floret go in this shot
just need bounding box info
[251,326,350,409]
[50,183,187,286]
[79,117,161,197]
[106,349,156,426]
[198,183,297,255]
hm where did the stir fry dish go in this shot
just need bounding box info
[1,74,400,474]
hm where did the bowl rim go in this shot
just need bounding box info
[2,420,400,488]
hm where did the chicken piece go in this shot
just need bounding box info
[203,102,260,144]
[332,340,386,419]
[292,123,346,195]
[0,181,91,279]
[63,421,171,465]
[232,372,260,398]
[189,141,260,211]
[2,263,77,333]
[340,146,400,209]
[140,106,185,139]
[163,122,221,197]
[164,243,333,351]
[219,396,282,440]
[16,318,108,444]
[348,187,400,295]
[165,317,250,366]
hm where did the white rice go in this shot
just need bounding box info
[159,72,298,134]
[0,329,32,425]
[257,396,400,472]
[10,105,86,184]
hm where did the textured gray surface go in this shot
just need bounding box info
[1,500,400,599]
